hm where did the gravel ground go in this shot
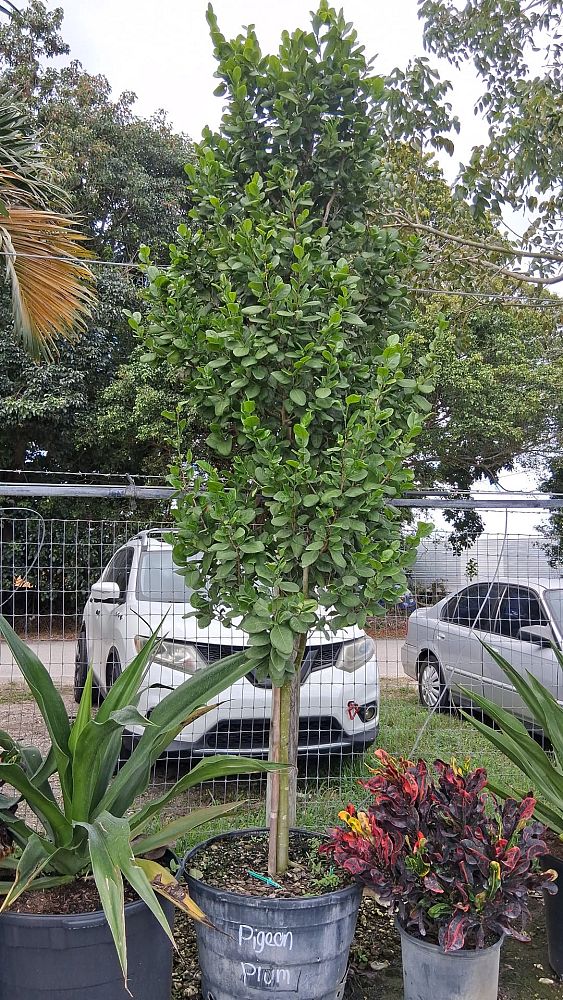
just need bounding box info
[0,686,75,754]
[172,893,563,1000]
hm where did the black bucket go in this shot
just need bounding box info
[544,853,563,977]
[0,896,174,1000]
[185,828,362,1000]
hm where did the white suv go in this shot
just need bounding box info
[75,531,380,759]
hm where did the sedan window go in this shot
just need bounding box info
[544,590,563,633]
[441,585,481,627]
[495,586,547,640]
[441,582,502,630]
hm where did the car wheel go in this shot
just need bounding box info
[418,655,450,711]
[74,627,101,705]
[106,648,122,690]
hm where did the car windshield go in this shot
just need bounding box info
[137,549,195,604]
[544,590,563,632]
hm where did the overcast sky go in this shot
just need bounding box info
[56,0,488,181]
[53,1,545,533]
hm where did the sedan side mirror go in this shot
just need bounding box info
[90,580,121,603]
[518,624,554,648]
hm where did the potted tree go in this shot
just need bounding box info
[458,641,563,976]
[324,750,556,1000]
[130,3,434,998]
[0,616,279,1000]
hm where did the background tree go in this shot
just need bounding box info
[0,0,193,475]
[415,0,563,286]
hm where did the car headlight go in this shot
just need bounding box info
[134,636,207,674]
[336,636,376,673]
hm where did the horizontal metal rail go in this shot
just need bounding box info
[0,482,562,509]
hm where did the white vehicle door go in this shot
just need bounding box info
[482,584,559,725]
[86,546,134,683]
[434,584,501,702]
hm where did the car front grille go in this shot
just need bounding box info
[195,641,343,687]
[199,716,345,753]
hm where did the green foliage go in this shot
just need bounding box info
[135,3,435,689]
[460,641,563,838]
[419,0,563,275]
[0,0,194,475]
[0,615,281,979]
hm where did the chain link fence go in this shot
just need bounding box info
[1,489,562,826]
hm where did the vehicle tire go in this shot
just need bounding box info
[74,627,101,705]
[418,654,450,711]
[106,647,122,690]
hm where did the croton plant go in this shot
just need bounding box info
[324,750,556,951]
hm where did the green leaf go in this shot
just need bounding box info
[97,627,165,722]
[205,432,233,456]
[68,667,93,756]
[301,548,319,567]
[70,708,154,824]
[271,624,294,657]
[132,802,241,855]
[80,815,127,981]
[241,614,270,634]
[0,762,72,846]
[241,305,266,315]
[239,540,265,554]
[98,651,254,817]
[128,757,285,836]
[0,616,71,809]
[290,388,306,406]
[0,833,55,911]
[343,313,366,327]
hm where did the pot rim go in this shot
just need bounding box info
[0,894,147,926]
[395,917,504,957]
[184,826,362,908]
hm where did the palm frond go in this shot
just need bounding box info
[0,208,95,360]
[0,97,66,210]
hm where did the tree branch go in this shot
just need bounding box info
[388,213,563,265]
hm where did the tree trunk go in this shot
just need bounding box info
[267,635,305,877]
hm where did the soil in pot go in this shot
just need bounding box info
[187,828,348,898]
[9,876,138,914]
[186,829,361,1000]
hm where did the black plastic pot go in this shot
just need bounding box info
[185,828,362,1000]
[544,852,563,977]
[0,895,174,1000]
[396,918,503,1000]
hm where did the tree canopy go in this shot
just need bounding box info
[416,0,563,286]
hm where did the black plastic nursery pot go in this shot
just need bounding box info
[543,852,563,978]
[185,828,362,1000]
[396,918,503,1000]
[0,895,174,1000]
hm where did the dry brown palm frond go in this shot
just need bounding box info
[0,207,96,360]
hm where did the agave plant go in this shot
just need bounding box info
[0,615,280,981]
[460,642,563,838]
[0,95,95,359]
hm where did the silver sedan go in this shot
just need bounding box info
[401,579,563,720]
